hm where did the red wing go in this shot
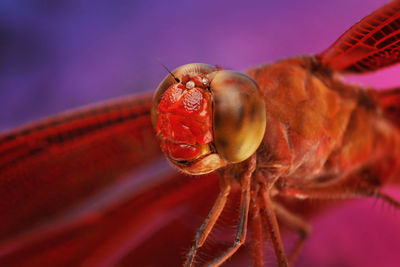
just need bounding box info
[318,1,400,73]
[0,92,163,244]
[0,170,232,266]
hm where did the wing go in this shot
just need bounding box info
[0,92,163,243]
[318,1,400,73]
[0,170,224,266]
[0,92,248,266]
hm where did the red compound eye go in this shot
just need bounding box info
[151,63,266,175]
[156,80,213,161]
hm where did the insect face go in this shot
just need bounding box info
[151,63,266,174]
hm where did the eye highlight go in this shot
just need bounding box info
[151,63,266,174]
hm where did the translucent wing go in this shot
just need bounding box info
[0,92,162,243]
[0,171,223,266]
[318,1,400,73]
[0,92,244,266]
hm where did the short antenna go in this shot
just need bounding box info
[157,59,180,83]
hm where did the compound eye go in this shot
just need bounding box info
[151,63,216,128]
[210,70,266,163]
[151,63,266,175]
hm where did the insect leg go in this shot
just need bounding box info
[281,182,400,210]
[260,181,289,267]
[273,202,311,265]
[374,191,400,210]
[206,154,256,267]
[250,188,264,267]
[185,172,231,267]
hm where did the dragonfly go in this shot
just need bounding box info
[1,1,400,267]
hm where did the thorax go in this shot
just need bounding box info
[247,56,361,182]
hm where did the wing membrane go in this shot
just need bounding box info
[0,92,163,243]
[0,171,221,266]
[318,1,400,73]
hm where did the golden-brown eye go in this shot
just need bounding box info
[151,63,266,175]
[210,70,266,163]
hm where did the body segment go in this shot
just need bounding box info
[248,56,400,188]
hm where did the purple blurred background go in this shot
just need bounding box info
[0,0,399,266]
